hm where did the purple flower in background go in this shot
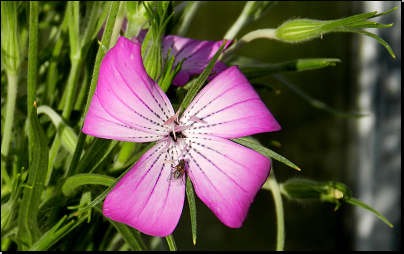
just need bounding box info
[82,36,281,237]
[137,30,232,86]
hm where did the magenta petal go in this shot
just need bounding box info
[83,93,165,142]
[185,134,270,228]
[181,66,281,139]
[103,142,185,237]
[86,36,174,139]
[163,35,232,86]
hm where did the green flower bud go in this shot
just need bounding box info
[126,1,158,38]
[280,179,393,227]
[280,179,352,210]
[275,8,396,58]
[141,2,173,81]
[275,19,330,43]
[158,48,184,92]
[141,28,164,81]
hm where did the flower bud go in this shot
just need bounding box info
[141,28,164,81]
[275,19,327,43]
[280,179,352,210]
[126,1,158,38]
[141,2,173,81]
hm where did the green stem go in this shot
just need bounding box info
[61,58,81,119]
[27,1,39,164]
[67,1,80,58]
[175,1,203,37]
[109,1,126,49]
[46,135,61,185]
[45,11,68,106]
[1,73,18,158]
[264,169,285,251]
[66,1,121,178]
[165,234,177,251]
[220,29,276,61]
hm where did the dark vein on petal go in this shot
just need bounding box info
[134,143,166,216]
[97,91,167,134]
[188,137,250,194]
[92,111,165,140]
[173,40,201,61]
[115,64,168,121]
[187,146,246,213]
[189,80,245,118]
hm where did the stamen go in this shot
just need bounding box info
[164,107,182,125]
[189,115,207,124]
[157,136,172,151]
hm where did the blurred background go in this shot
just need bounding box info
[166,1,401,250]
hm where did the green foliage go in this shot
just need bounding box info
[1,1,396,251]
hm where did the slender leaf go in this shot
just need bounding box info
[185,176,197,245]
[231,136,301,171]
[74,138,117,175]
[29,215,87,251]
[75,142,155,216]
[17,104,49,247]
[94,206,148,251]
[37,105,78,155]
[62,173,116,196]
[241,58,341,80]
[347,198,393,228]
[166,234,177,251]
[273,74,368,118]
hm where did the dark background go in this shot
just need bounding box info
[165,1,401,250]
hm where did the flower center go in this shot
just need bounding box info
[160,108,207,160]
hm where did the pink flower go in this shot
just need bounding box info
[82,36,281,237]
[137,30,232,86]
